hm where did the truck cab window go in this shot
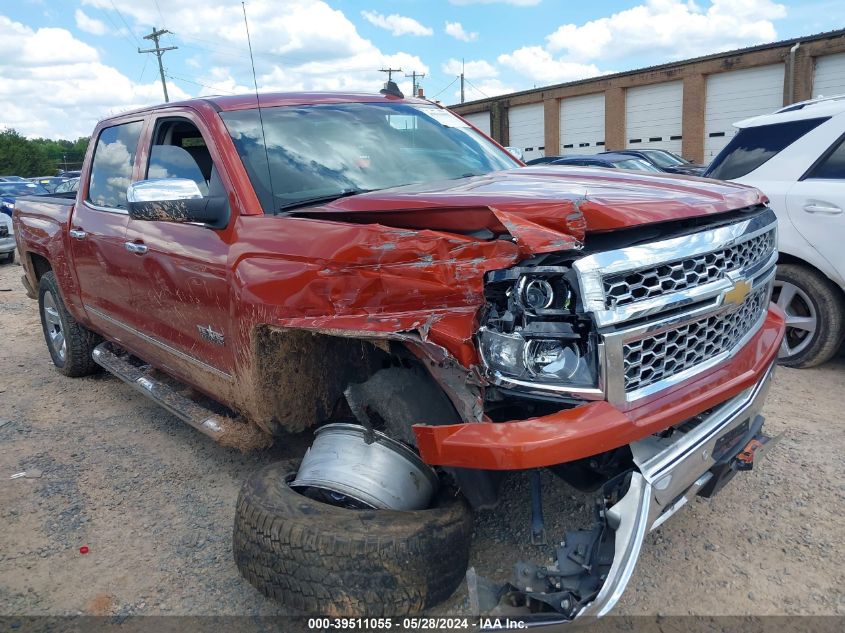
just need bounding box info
[87,120,143,209]
[147,119,223,197]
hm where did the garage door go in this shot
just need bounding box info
[814,52,845,98]
[559,93,605,156]
[507,103,545,161]
[463,111,491,137]
[704,64,785,162]
[625,81,683,155]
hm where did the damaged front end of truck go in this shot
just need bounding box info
[266,174,783,625]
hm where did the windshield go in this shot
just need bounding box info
[220,102,519,213]
[641,150,685,168]
[615,158,662,172]
[0,182,50,196]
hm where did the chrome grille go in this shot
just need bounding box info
[604,229,775,308]
[623,285,770,393]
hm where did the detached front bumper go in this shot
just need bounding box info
[491,361,778,629]
[581,361,776,620]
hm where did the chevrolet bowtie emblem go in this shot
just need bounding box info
[724,279,751,306]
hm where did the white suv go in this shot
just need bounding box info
[705,95,845,367]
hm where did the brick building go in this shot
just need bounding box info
[448,29,845,164]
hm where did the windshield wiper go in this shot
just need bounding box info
[276,188,374,214]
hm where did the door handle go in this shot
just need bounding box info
[803,203,842,215]
[124,241,148,255]
[69,229,87,239]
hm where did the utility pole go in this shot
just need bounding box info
[379,67,403,83]
[405,70,426,96]
[139,27,177,102]
[460,58,465,104]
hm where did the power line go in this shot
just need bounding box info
[139,27,178,102]
[430,76,459,100]
[464,78,490,100]
[109,0,140,45]
[95,6,137,50]
[138,52,149,83]
[164,73,235,95]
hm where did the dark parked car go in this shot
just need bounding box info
[524,156,561,165]
[30,176,68,193]
[547,153,663,172]
[611,149,705,175]
[1,175,28,182]
[0,181,50,216]
[58,170,82,178]
[53,177,80,195]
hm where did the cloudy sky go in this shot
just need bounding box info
[2,0,842,139]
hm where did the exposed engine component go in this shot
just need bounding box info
[291,423,439,511]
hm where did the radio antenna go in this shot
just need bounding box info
[242,2,277,213]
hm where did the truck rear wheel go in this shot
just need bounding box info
[38,271,101,377]
[773,263,845,368]
[233,461,473,616]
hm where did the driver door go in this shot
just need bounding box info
[122,111,235,379]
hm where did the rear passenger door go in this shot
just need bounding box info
[786,134,845,281]
[69,119,144,339]
[123,112,235,378]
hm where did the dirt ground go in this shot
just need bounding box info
[1,258,843,619]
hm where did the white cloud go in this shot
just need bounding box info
[449,0,542,6]
[0,15,190,139]
[442,58,498,78]
[74,9,107,35]
[444,21,478,42]
[498,46,604,84]
[546,0,787,61]
[83,1,429,95]
[361,10,433,36]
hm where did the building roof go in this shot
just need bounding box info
[450,28,845,109]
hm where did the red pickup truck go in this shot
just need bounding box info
[13,89,784,623]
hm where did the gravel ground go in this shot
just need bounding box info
[1,259,843,619]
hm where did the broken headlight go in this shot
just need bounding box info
[479,271,599,391]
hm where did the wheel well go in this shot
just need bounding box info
[29,253,52,280]
[777,252,845,298]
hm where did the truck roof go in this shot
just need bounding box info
[101,91,432,121]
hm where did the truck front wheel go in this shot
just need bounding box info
[38,271,101,377]
[233,460,473,617]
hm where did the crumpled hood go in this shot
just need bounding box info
[297,166,765,254]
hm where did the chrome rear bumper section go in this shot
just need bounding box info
[484,362,778,630]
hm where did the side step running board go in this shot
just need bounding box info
[92,342,226,441]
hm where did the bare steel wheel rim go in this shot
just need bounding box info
[772,279,817,358]
[42,290,66,362]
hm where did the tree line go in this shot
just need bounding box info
[0,129,90,177]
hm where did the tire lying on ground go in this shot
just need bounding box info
[233,461,474,616]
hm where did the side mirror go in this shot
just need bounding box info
[126,178,229,229]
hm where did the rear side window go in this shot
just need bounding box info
[87,120,143,209]
[805,136,845,179]
[706,117,829,180]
